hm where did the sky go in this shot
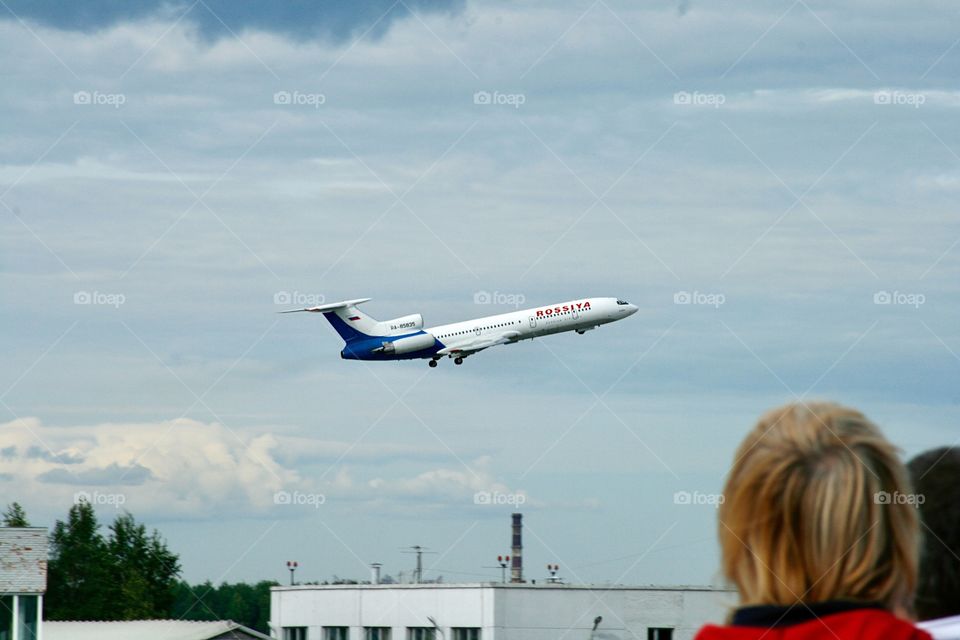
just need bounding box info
[1,0,958,589]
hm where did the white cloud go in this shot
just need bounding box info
[0,417,293,517]
[0,417,530,519]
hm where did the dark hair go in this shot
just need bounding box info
[907,447,960,620]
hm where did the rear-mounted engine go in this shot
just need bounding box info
[372,333,436,355]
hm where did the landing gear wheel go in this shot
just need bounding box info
[428,359,438,368]
[454,357,464,365]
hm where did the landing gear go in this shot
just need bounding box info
[454,357,464,365]
[428,359,438,368]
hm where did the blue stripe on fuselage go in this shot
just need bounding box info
[323,312,446,360]
[340,333,446,361]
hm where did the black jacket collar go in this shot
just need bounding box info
[732,600,886,628]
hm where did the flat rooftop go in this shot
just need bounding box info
[272,582,731,592]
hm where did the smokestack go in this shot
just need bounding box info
[371,563,382,585]
[511,513,523,583]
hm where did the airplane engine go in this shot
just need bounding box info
[379,314,424,335]
[374,333,436,355]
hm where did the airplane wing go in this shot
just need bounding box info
[438,331,521,356]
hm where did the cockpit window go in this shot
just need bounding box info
[616,299,629,305]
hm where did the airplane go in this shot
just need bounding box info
[281,297,638,367]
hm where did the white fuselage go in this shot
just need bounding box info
[428,297,637,352]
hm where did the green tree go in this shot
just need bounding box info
[46,501,112,620]
[46,503,181,621]
[173,580,220,622]
[172,580,278,634]
[107,513,180,618]
[2,502,29,527]
[225,590,252,627]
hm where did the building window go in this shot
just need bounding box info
[0,595,12,640]
[0,595,41,640]
[283,627,308,640]
[324,628,349,640]
[365,628,391,640]
[17,595,38,640]
[648,629,673,640]
[452,629,480,640]
[407,628,435,640]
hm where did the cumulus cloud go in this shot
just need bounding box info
[0,418,528,519]
[37,462,153,485]
[367,455,510,498]
[0,417,294,517]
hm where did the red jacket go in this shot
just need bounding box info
[695,603,932,640]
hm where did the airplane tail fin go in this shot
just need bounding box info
[279,298,379,343]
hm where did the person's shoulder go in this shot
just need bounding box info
[693,624,764,640]
[830,608,933,640]
[694,608,933,640]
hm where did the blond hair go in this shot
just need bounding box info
[719,402,918,612]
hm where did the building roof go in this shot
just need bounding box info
[0,527,48,594]
[272,582,732,592]
[44,620,272,640]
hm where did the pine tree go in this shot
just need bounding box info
[46,503,181,621]
[107,512,180,618]
[45,500,112,620]
[2,502,29,527]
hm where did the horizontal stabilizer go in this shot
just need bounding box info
[278,298,372,314]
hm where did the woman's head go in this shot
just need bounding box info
[719,402,918,612]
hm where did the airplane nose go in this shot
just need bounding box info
[626,304,639,316]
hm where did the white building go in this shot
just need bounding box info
[270,583,735,640]
[44,620,271,640]
[0,527,47,640]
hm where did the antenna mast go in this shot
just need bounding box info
[401,545,437,583]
